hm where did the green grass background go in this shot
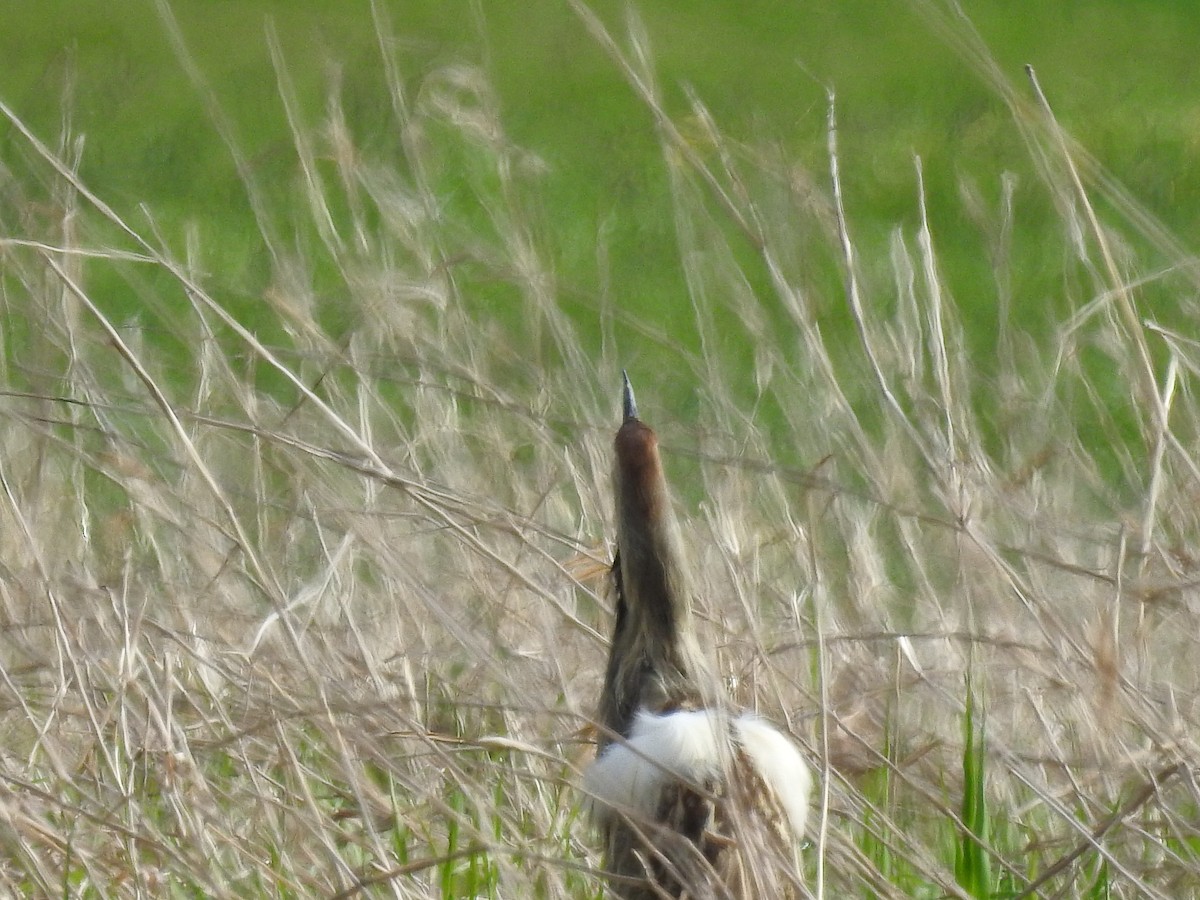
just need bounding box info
[5,0,1200,427]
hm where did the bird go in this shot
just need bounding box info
[584,372,812,899]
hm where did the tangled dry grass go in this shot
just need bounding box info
[1,3,1199,897]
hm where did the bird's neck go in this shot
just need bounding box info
[600,416,712,743]
[599,505,706,744]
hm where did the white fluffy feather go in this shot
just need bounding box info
[585,708,810,841]
[733,715,811,838]
[584,709,722,821]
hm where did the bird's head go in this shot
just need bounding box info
[613,372,671,552]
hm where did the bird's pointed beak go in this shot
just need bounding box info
[622,370,638,422]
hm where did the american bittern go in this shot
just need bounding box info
[584,373,812,899]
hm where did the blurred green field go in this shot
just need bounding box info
[5,0,1200,432]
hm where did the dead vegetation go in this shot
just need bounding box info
[0,3,1198,897]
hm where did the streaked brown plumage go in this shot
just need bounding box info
[585,373,811,899]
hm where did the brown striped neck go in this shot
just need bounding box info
[613,416,682,651]
[599,376,703,744]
